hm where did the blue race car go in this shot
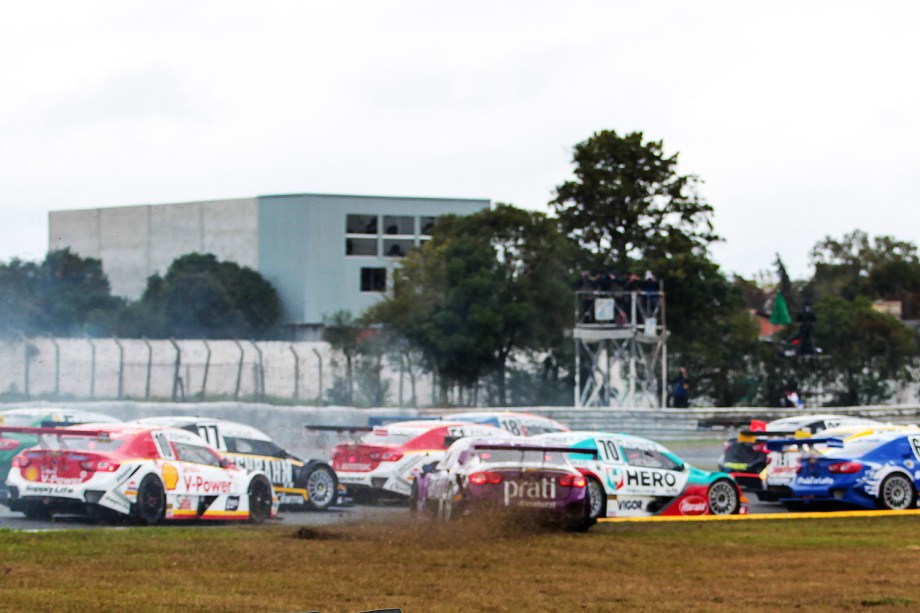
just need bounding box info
[777,430,920,510]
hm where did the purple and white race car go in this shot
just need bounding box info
[412,437,596,531]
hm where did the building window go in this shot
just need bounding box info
[384,239,414,258]
[384,215,414,235]
[346,238,378,256]
[420,216,438,235]
[346,214,378,235]
[361,268,386,292]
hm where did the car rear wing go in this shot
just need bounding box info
[0,425,112,440]
[304,425,374,433]
[765,437,844,451]
[737,429,812,443]
[473,443,600,458]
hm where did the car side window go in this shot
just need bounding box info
[622,446,681,471]
[174,442,223,467]
[224,437,284,458]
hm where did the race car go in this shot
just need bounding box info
[330,420,511,499]
[413,437,595,531]
[366,411,570,437]
[778,430,920,510]
[134,416,341,511]
[762,423,916,501]
[532,431,747,520]
[441,411,570,436]
[0,407,120,499]
[3,423,277,524]
[719,414,883,492]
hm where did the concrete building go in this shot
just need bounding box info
[49,193,489,337]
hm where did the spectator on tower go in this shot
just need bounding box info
[672,367,690,408]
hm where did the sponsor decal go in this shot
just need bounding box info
[24,466,40,482]
[617,499,644,511]
[796,476,834,486]
[39,468,83,486]
[182,475,233,494]
[503,478,557,506]
[162,464,179,490]
[678,495,708,516]
[229,455,294,487]
[625,469,677,488]
[606,467,624,491]
[226,496,240,511]
[340,463,373,471]
[23,484,76,495]
[177,496,193,511]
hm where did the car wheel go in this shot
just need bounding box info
[304,464,337,512]
[248,476,273,524]
[586,476,606,520]
[135,475,166,525]
[23,502,52,521]
[878,473,916,511]
[708,479,740,515]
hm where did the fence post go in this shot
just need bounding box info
[18,333,31,400]
[312,347,323,406]
[201,339,211,400]
[114,337,124,400]
[169,338,182,402]
[49,336,60,398]
[142,337,152,401]
[290,344,300,401]
[86,335,96,400]
[249,340,264,401]
[233,339,244,401]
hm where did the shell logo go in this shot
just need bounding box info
[162,464,179,490]
[24,466,40,482]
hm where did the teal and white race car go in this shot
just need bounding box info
[531,431,748,521]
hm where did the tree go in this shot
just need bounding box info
[323,310,363,406]
[813,296,917,405]
[551,130,719,272]
[366,204,574,406]
[0,250,123,337]
[139,253,281,338]
[651,252,760,406]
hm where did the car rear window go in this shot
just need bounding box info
[54,436,125,452]
[477,449,568,467]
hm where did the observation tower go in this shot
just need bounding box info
[574,287,669,408]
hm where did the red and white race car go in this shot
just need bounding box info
[3,423,278,524]
[330,420,510,499]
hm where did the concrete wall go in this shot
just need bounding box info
[49,198,259,299]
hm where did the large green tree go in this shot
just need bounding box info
[551,130,719,272]
[0,249,122,337]
[366,204,573,406]
[139,253,281,338]
[813,296,918,405]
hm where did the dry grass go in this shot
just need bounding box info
[1,515,919,612]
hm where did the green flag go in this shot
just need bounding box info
[770,292,792,325]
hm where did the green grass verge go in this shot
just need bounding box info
[1,516,918,612]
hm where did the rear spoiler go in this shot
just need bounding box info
[765,437,844,451]
[473,443,599,458]
[367,416,439,427]
[304,425,373,433]
[0,426,112,440]
[737,429,811,443]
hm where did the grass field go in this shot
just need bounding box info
[1,515,919,612]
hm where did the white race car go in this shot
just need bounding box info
[330,420,510,499]
[133,416,341,511]
[3,423,278,524]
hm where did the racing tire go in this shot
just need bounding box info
[23,502,53,521]
[135,475,166,525]
[303,464,337,512]
[707,479,740,515]
[248,475,274,524]
[585,476,606,521]
[878,473,917,511]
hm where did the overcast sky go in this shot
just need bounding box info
[2,1,917,281]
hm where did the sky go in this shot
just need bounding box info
[1,1,918,281]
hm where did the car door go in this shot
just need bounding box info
[614,441,689,516]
